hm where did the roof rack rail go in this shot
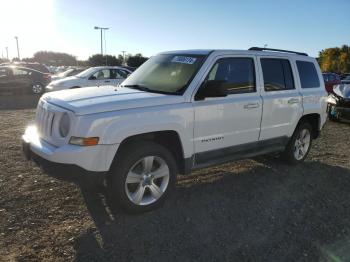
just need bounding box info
[248,47,308,56]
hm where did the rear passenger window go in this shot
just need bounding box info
[296,61,320,88]
[207,58,256,94]
[261,58,295,91]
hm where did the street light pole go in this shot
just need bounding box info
[94,26,109,55]
[121,51,126,65]
[5,47,8,60]
[15,36,20,60]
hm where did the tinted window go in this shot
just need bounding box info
[13,68,31,76]
[296,61,320,88]
[328,74,335,82]
[91,69,110,79]
[322,74,328,82]
[261,58,295,91]
[111,69,128,79]
[207,58,256,94]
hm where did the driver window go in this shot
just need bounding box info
[91,69,110,80]
[206,58,256,94]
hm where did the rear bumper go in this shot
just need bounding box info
[22,125,119,173]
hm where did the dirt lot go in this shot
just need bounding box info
[0,109,350,262]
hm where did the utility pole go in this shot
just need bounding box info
[15,36,20,60]
[94,26,109,55]
[121,51,126,65]
[5,47,8,60]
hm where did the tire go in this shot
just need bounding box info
[31,83,44,95]
[282,122,313,164]
[107,140,177,213]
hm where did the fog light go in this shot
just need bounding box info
[69,136,99,146]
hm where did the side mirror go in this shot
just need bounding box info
[196,80,227,100]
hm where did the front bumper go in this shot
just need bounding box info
[22,126,119,173]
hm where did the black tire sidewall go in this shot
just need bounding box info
[107,141,177,213]
[283,122,313,164]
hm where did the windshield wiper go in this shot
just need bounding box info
[121,84,151,92]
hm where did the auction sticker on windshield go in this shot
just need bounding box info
[171,56,197,64]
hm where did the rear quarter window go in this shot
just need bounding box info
[296,61,320,88]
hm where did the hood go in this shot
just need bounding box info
[333,84,350,98]
[42,85,185,115]
[51,76,79,86]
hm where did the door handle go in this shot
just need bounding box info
[288,98,299,104]
[243,103,259,109]
[104,80,110,83]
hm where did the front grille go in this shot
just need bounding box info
[36,102,55,139]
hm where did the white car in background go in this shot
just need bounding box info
[46,66,132,91]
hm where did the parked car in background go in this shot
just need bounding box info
[23,47,327,213]
[120,65,137,72]
[0,66,51,94]
[327,84,350,122]
[322,73,341,93]
[341,75,350,84]
[340,73,350,80]
[0,62,50,74]
[51,68,86,81]
[46,66,131,92]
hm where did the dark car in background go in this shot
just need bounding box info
[323,73,341,93]
[327,84,350,122]
[340,73,350,80]
[341,75,350,84]
[0,66,51,95]
[0,62,50,74]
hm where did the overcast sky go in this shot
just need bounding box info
[0,0,349,60]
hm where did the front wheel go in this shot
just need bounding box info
[31,83,44,94]
[107,141,177,213]
[282,122,313,164]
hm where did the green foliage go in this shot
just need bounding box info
[32,51,77,66]
[88,54,122,66]
[127,53,148,67]
[318,45,350,73]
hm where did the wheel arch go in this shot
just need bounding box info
[298,113,321,139]
[113,130,187,175]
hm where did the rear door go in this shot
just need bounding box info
[193,55,262,163]
[258,56,303,140]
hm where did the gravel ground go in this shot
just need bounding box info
[0,109,350,262]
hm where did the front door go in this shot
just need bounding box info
[193,56,262,164]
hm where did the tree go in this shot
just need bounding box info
[318,45,350,74]
[32,51,77,66]
[127,53,148,67]
[88,54,122,67]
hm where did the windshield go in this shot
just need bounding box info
[76,67,97,78]
[57,68,74,77]
[121,54,205,94]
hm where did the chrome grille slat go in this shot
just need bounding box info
[36,102,56,140]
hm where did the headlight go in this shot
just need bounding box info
[59,113,70,137]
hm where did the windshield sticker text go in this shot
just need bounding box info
[171,56,197,65]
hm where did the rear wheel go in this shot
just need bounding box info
[282,122,313,164]
[107,141,177,213]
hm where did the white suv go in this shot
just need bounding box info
[22,47,327,213]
